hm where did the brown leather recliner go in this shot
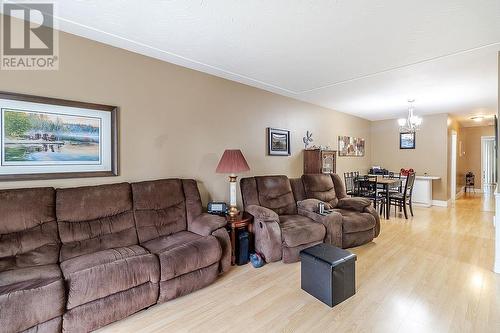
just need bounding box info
[240,175,327,263]
[131,179,231,303]
[0,188,65,333]
[293,174,380,248]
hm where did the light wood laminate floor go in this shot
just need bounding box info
[98,193,500,333]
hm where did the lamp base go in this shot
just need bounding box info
[228,205,239,219]
[228,175,239,219]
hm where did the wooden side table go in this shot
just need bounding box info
[226,211,253,265]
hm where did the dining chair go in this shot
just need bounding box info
[344,172,357,197]
[389,172,416,219]
[357,175,386,210]
[382,172,402,193]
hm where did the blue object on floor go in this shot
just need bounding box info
[250,252,265,268]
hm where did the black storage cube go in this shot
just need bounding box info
[300,243,357,307]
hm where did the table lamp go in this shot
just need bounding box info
[216,149,250,218]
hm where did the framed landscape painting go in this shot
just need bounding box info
[267,127,290,156]
[0,92,118,180]
[338,136,365,156]
[400,132,415,149]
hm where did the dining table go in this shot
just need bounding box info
[354,175,402,219]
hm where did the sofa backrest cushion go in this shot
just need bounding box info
[331,173,348,199]
[56,183,137,261]
[131,179,188,243]
[255,176,297,215]
[290,178,306,202]
[181,179,203,225]
[240,177,260,208]
[301,174,338,207]
[0,187,59,271]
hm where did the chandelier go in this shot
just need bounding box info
[398,99,422,133]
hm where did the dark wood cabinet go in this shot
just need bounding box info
[303,149,336,174]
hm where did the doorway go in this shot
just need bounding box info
[451,131,457,200]
[481,136,496,193]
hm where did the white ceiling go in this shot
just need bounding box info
[5,0,500,121]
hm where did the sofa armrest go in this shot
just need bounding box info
[246,204,279,222]
[297,198,333,213]
[188,213,227,236]
[363,205,381,238]
[246,205,282,262]
[297,206,343,247]
[337,197,371,212]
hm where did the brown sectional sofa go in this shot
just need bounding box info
[0,188,65,333]
[294,174,380,248]
[0,179,230,333]
[241,174,380,263]
[241,175,326,263]
[56,182,160,332]
[131,179,230,303]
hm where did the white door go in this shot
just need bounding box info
[481,136,496,192]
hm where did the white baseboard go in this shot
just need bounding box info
[464,188,484,194]
[432,200,449,207]
[413,202,431,208]
[455,186,465,199]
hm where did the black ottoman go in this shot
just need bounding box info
[300,243,357,307]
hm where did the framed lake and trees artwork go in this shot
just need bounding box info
[400,132,416,149]
[338,136,365,156]
[0,92,118,180]
[267,127,290,156]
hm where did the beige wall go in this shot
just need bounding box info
[460,125,495,189]
[0,28,371,206]
[371,114,449,201]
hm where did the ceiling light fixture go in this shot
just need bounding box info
[470,115,484,122]
[398,99,422,133]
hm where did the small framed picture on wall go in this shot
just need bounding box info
[267,127,290,156]
[400,132,415,149]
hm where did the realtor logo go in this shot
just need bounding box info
[1,1,58,70]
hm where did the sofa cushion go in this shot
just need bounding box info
[141,231,200,253]
[132,179,187,243]
[0,222,60,272]
[0,264,65,333]
[60,245,160,309]
[0,264,61,286]
[331,174,348,199]
[334,209,376,233]
[279,215,326,247]
[255,176,297,215]
[62,282,158,333]
[143,232,221,281]
[0,187,59,271]
[240,177,260,207]
[181,179,204,224]
[337,197,371,212]
[289,178,306,202]
[188,213,226,236]
[301,174,339,207]
[56,183,138,261]
[56,183,132,222]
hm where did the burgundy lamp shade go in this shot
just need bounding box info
[216,149,250,174]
